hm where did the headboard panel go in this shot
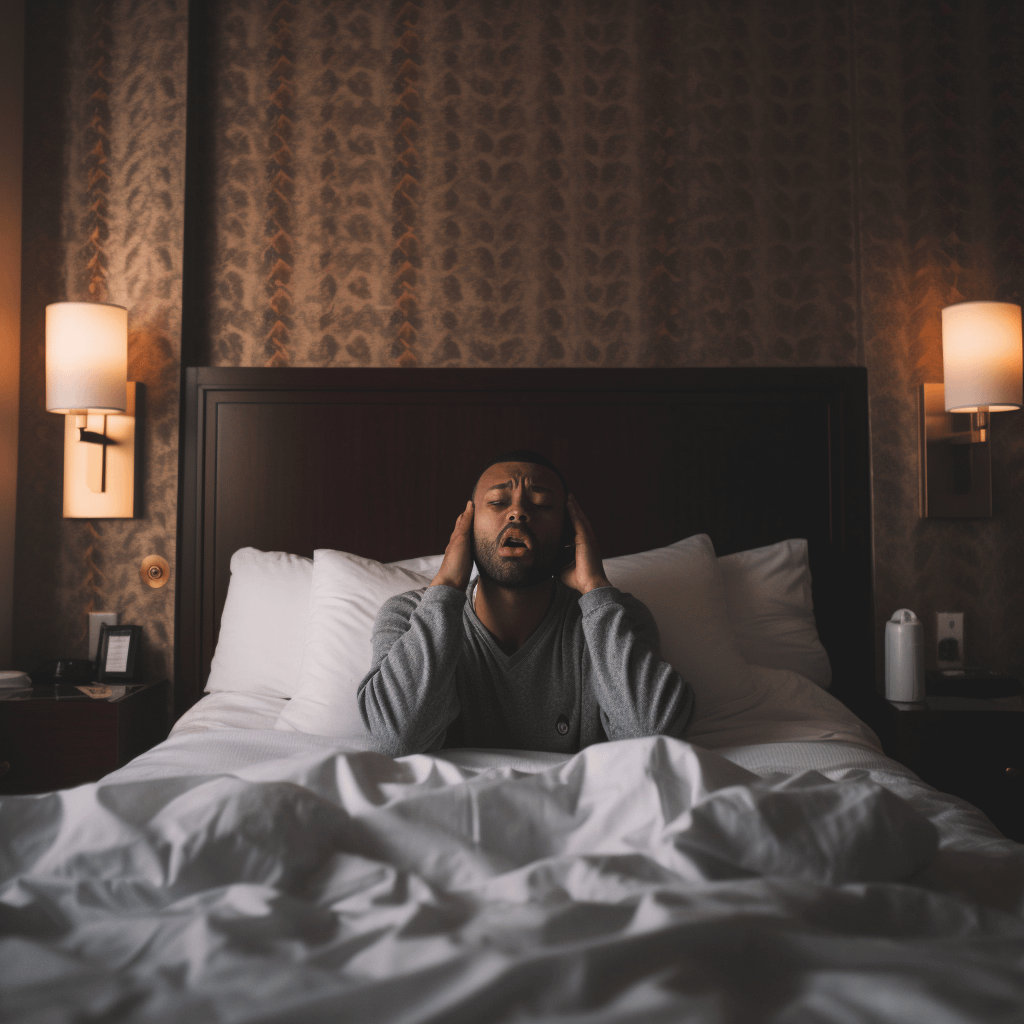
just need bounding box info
[178,367,873,717]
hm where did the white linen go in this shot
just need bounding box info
[3,732,1023,1024]
[176,663,881,755]
[274,550,432,741]
[686,664,883,751]
[719,537,832,687]
[205,547,313,698]
[205,550,448,703]
[170,690,287,735]
[715,740,1024,911]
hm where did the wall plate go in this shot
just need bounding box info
[936,611,964,668]
[88,612,119,661]
[918,383,992,518]
[63,382,139,518]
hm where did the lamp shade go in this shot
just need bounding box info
[45,301,128,414]
[941,301,1023,412]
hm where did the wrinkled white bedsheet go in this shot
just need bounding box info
[3,732,1024,1023]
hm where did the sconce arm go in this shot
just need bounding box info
[78,428,114,446]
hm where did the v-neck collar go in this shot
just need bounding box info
[466,580,572,668]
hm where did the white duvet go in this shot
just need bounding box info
[2,731,1024,1023]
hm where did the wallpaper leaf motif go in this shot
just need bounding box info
[639,0,683,366]
[389,0,424,366]
[208,0,262,364]
[76,0,116,631]
[301,2,387,365]
[264,0,298,367]
[985,1,1024,665]
[196,0,865,372]
[79,0,112,306]
[578,1,639,367]
[16,0,187,678]
[429,0,543,367]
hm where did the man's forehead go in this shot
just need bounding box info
[478,462,562,492]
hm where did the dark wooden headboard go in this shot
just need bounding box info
[178,367,874,718]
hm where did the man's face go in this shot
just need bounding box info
[471,462,567,588]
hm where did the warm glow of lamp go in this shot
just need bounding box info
[45,302,128,414]
[941,301,1023,413]
[919,300,1023,518]
[44,301,137,519]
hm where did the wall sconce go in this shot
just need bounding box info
[919,301,1022,518]
[45,301,138,518]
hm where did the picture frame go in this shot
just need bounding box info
[95,624,141,682]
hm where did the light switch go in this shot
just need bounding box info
[88,611,119,661]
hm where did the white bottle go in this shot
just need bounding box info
[885,609,925,702]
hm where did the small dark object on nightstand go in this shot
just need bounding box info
[29,660,95,685]
[927,668,1021,699]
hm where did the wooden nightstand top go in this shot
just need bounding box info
[0,679,169,795]
[0,681,164,704]
[885,695,1024,714]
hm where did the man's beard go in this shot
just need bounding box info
[472,525,560,589]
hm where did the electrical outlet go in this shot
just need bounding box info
[936,612,964,668]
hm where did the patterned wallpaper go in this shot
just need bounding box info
[855,0,1024,677]
[15,0,187,679]
[14,0,1024,688]
[194,0,861,370]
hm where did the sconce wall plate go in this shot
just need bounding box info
[918,382,992,518]
[63,381,138,518]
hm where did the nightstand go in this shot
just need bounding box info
[0,680,169,795]
[877,696,1024,842]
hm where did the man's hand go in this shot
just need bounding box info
[560,494,612,594]
[430,501,475,591]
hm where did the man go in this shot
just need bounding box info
[357,451,694,756]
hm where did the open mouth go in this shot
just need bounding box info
[499,529,532,552]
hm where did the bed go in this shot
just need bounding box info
[3,367,1024,1023]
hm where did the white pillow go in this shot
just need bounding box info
[388,553,444,576]
[686,664,880,752]
[604,535,758,720]
[274,550,432,742]
[718,539,831,688]
[205,548,312,698]
[390,553,479,583]
[205,548,445,702]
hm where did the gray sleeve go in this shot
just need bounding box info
[356,585,465,757]
[578,586,695,741]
